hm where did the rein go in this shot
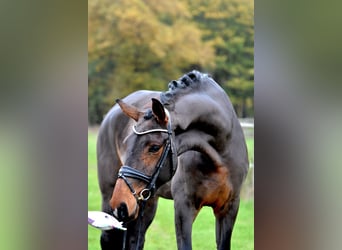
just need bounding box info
[117,110,174,250]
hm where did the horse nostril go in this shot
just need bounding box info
[117,203,128,221]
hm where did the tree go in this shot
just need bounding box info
[88,0,254,123]
[185,0,254,117]
[88,0,215,124]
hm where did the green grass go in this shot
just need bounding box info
[88,130,101,250]
[88,128,254,249]
[246,137,254,164]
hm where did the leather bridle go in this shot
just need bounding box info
[116,109,175,250]
[117,110,174,202]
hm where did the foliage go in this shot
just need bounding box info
[185,0,254,117]
[88,0,254,124]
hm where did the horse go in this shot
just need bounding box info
[96,70,249,250]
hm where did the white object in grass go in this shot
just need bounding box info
[88,211,127,231]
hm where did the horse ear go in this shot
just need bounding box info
[151,98,168,125]
[116,99,142,122]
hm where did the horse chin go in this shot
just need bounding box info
[124,203,140,223]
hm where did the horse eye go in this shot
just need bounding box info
[148,145,161,153]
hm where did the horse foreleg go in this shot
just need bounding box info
[174,198,199,250]
[215,197,240,250]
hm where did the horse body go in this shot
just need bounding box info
[161,71,249,250]
[97,71,249,250]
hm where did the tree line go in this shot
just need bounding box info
[89,0,254,124]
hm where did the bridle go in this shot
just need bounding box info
[117,111,174,202]
[116,109,175,250]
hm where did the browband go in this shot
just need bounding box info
[132,108,171,135]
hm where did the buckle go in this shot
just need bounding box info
[138,188,152,201]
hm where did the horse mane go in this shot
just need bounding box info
[160,70,214,108]
[160,70,224,108]
[159,71,239,167]
[167,70,211,90]
[143,109,153,120]
[160,70,232,128]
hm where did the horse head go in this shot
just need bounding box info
[109,98,177,223]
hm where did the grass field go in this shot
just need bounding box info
[88,128,254,249]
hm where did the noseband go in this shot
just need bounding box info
[117,111,174,202]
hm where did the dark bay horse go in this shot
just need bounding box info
[97,71,249,250]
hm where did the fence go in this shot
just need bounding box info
[240,118,254,200]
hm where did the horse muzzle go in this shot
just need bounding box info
[109,178,141,223]
[112,202,139,223]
